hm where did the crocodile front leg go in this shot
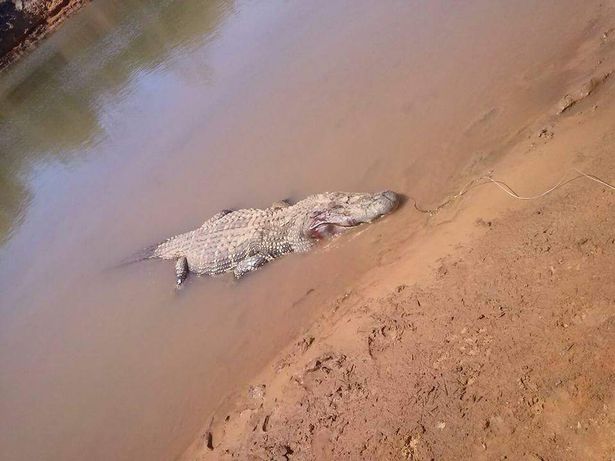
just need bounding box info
[175,256,189,287]
[233,254,270,278]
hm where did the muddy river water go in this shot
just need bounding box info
[0,0,601,459]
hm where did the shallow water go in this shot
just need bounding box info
[0,0,600,459]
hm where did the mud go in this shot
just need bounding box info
[186,128,615,461]
[557,71,612,113]
[183,19,615,461]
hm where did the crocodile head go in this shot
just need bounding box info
[305,190,399,239]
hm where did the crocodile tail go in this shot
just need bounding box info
[117,242,161,267]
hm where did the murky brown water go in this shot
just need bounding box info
[0,0,601,459]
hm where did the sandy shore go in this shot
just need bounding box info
[181,17,615,461]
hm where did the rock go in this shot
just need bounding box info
[248,384,266,400]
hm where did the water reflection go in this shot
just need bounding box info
[0,0,234,243]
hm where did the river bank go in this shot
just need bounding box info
[0,0,88,70]
[182,13,615,461]
[2,1,614,460]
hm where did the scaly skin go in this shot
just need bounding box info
[142,191,399,286]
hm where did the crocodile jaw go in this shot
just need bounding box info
[306,190,399,239]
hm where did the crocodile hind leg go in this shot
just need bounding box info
[233,254,269,279]
[210,209,234,221]
[271,199,291,209]
[201,209,234,227]
[175,256,189,287]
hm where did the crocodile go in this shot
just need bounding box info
[138,190,399,286]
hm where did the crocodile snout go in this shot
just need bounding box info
[381,190,399,205]
[376,190,399,214]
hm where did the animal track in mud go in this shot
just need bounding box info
[367,312,415,358]
[601,28,615,44]
[274,335,316,372]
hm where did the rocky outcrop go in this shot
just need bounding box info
[0,0,88,70]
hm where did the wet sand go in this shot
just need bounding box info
[1,1,614,460]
